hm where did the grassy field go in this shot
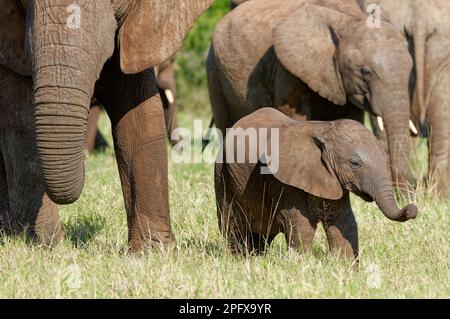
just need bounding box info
[0,108,448,298]
[0,0,448,299]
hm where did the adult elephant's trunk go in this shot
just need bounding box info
[30,1,116,204]
[33,63,90,204]
[370,179,418,222]
[377,92,414,195]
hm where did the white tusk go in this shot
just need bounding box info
[377,116,384,131]
[409,120,418,135]
[165,89,175,104]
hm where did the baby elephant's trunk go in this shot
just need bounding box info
[372,182,418,222]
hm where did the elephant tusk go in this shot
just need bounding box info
[165,89,175,104]
[409,120,418,135]
[377,116,384,131]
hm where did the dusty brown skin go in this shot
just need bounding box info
[215,108,418,259]
[208,0,415,194]
[1,0,212,251]
[358,0,450,196]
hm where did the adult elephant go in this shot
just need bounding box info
[156,58,179,145]
[207,0,415,194]
[1,0,212,251]
[358,0,450,196]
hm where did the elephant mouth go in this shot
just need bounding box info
[354,190,374,203]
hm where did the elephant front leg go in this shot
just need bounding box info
[3,128,61,245]
[324,201,358,261]
[280,207,318,253]
[427,82,450,197]
[111,95,175,252]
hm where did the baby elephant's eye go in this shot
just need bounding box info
[350,157,362,170]
[360,67,373,78]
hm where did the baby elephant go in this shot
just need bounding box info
[215,108,418,259]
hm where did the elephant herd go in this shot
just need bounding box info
[0,0,445,259]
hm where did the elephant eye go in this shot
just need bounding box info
[350,157,362,170]
[360,67,373,78]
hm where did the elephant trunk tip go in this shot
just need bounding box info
[400,203,418,222]
[44,171,85,205]
[47,192,81,206]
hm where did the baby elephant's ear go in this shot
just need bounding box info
[269,125,343,200]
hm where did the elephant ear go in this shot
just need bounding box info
[0,0,31,76]
[268,124,343,200]
[273,5,350,105]
[119,0,213,74]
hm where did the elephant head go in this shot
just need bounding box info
[269,116,418,222]
[272,1,415,193]
[1,0,211,204]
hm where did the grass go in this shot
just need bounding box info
[0,109,448,298]
[0,0,448,299]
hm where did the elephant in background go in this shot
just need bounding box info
[156,58,179,145]
[207,0,416,194]
[216,108,418,259]
[357,0,450,196]
[1,0,212,251]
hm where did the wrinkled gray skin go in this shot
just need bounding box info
[216,108,418,259]
[358,0,450,197]
[0,0,212,251]
[208,0,415,194]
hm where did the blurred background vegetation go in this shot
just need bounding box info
[175,0,230,114]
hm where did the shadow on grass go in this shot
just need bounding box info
[179,237,226,257]
[63,214,106,248]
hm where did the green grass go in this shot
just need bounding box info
[0,0,448,299]
[0,109,448,298]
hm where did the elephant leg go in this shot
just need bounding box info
[249,233,275,255]
[105,95,175,252]
[0,147,10,232]
[207,52,234,135]
[427,78,450,197]
[3,128,61,245]
[324,202,358,260]
[160,88,178,145]
[280,207,318,253]
[86,104,102,154]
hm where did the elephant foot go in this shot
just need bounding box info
[128,223,176,253]
[31,194,62,246]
